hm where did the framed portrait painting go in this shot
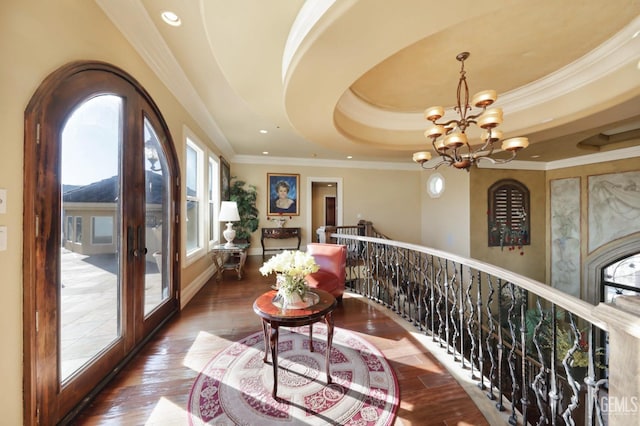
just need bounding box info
[267,173,299,216]
[220,156,230,201]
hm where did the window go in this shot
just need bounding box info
[208,156,220,246]
[185,129,221,261]
[185,139,203,256]
[603,253,640,303]
[488,179,530,248]
[75,217,83,244]
[185,132,225,257]
[91,216,113,244]
[427,173,445,198]
[66,216,73,241]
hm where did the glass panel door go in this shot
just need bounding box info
[143,119,170,315]
[60,95,122,383]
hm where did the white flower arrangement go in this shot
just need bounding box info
[259,250,319,298]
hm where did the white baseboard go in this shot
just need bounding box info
[180,263,216,309]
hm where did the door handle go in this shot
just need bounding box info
[128,225,138,258]
[137,225,148,256]
[128,225,147,258]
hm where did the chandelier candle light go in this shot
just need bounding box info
[413,52,529,171]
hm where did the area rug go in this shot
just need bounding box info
[187,324,399,425]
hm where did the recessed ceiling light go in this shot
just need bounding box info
[259,129,268,134]
[346,155,353,159]
[531,155,541,159]
[633,30,640,39]
[262,151,269,155]
[161,11,181,27]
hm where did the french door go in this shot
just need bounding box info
[23,62,180,425]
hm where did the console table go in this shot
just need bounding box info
[261,227,301,258]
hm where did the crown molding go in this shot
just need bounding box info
[97,1,640,173]
[233,155,417,170]
[234,144,640,172]
[543,145,640,170]
[477,144,640,170]
[95,0,236,159]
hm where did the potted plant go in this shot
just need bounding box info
[229,177,259,242]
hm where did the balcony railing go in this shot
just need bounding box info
[318,226,640,426]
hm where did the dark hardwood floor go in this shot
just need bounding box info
[73,255,489,425]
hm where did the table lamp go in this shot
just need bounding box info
[219,201,240,247]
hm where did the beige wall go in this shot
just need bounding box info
[232,163,423,249]
[1,2,222,422]
[546,157,640,299]
[469,158,640,285]
[420,167,471,257]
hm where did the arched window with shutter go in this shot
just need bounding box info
[488,179,530,248]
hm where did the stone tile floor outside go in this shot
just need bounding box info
[60,249,163,381]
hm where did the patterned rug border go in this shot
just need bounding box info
[187,325,399,425]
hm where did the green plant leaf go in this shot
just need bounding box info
[229,177,260,242]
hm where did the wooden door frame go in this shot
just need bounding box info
[306,177,342,246]
[23,61,181,425]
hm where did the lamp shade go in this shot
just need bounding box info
[219,201,240,222]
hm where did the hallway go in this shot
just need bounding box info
[74,255,489,425]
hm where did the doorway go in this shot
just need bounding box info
[23,62,181,424]
[325,196,336,226]
[307,178,343,244]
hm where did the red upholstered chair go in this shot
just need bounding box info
[305,243,347,302]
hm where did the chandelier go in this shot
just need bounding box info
[412,52,529,171]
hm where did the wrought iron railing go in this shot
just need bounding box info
[325,232,613,425]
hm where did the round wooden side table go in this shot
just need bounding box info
[252,288,337,398]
